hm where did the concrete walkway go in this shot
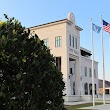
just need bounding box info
[64,101,92,105]
[79,104,110,110]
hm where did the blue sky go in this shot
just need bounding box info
[0,0,110,81]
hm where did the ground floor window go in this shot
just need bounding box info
[89,83,92,95]
[56,57,61,71]
[73,82,75,95]
[105,89,109,94]
[84,83,88,95]
[95,84,97,94]
[88,83,97,95]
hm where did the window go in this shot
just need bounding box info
[89,68,92,77]
[69,35,71,46]
[72,36,74,48]
[70,68,73,75]
[56,57,61,71]
[75,38,77,49]
[73,63,75,74]
[73,82,75,95]
[94,69,96,78]
[43,39,48,47]
[84,67,87,76]
[55,36,61,47]
[95,84,97,94]
[89,83,92,95]
[84,83,88,95]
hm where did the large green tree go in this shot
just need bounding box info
[0,15,65,110]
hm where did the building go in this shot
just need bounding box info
[29,12,98,101]
[80,47,98,96]
[99,79,110,94]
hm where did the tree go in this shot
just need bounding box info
[0,15,66,110]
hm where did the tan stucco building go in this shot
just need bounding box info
[29,12,98,101]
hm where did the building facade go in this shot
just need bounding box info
[29,12,98,101]
[80,47,98,96]
[99,79,110,95]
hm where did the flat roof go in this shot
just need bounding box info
[80,47,92,56]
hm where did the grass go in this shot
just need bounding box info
[65,102,103,110]
[95,99,110,101]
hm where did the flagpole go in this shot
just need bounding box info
[91,18,95,107]
[101,15,105,106]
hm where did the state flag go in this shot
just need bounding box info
[92,23,101,33]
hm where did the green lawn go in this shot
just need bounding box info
[65,102,102,110]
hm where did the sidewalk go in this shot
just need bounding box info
[64,97,110,105]
[79,104,110,110]
[64,101,92,105]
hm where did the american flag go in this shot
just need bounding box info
[103,20,110,33]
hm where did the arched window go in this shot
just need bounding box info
[84,83,88,95]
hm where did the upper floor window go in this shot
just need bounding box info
[43,38,48,47]
[84,67,87,76]
[75,38,77,49]
[69,35,77,49]
[69,35,71,46]
[72,36,74,48]
[89,68,92,77]
[94,69,96,78]
[55,36,61,47]
[70,68,73,75]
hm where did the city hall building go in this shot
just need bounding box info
[29,13,98,101]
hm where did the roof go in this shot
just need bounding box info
[80,47,92,56]
[29,18,83,31]
[99,79,110,88]
[29,19,67,29]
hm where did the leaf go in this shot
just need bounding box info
[4,14,8,19]
[12,57,17,61]
[13,30,17,36]
[22,58,26,63]
[34,53,38,57]
[20,80,23,84]
[12,38,17,42]
[16,73,21,80]
[23,40,26,45]
[14,19,18,23]
[0,21,5,27]
[0,92,5,97]
[2,35,6,41]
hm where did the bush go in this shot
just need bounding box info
[0,15,66,110]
